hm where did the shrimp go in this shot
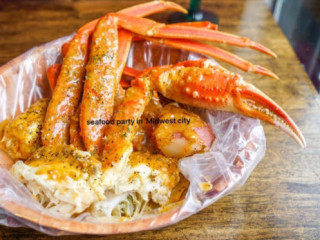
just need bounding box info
[151,104,215,158]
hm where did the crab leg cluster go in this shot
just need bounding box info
[42,1,187,150]
[42,1,305,167]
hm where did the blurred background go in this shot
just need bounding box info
[265,0,320,92]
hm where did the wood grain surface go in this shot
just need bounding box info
[0,0,320,239]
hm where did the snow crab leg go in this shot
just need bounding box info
[80,15,119,154]
[102,85,151,168]
[119,13,277,79]
[135,37,279,79]
[42,33,90,146]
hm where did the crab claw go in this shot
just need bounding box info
[137,60,305,147]
[235,81,306,148]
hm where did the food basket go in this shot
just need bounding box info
[0,35,266,235]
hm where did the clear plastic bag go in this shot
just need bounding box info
[0,35,266,235]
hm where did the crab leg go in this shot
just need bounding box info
[78,1,187,35]
[168,21,218,30]
[42,33,90,146]
[111,13,276,57]
[136,37,279,79]
[102,85,150,168]
[134,59,305,147]
[129,19,277,79]
[80,15,118,154]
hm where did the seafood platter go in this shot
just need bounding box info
[0,1,305,235]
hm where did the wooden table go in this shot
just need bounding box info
[0,0,319,239]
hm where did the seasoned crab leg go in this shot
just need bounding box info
[42,32,90,146]
[80,15,118,154]
[138,59,305,147]
[102,85,150,168]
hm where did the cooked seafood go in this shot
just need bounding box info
[42,0,187,150]
[152,104,215,158]
[0,1,306,221]
[41,32,89,146]
[43,0,282,155]
[11,145,179,218]
[0,98,49,160]
[11,145,103,217]
[91,151,179,218]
